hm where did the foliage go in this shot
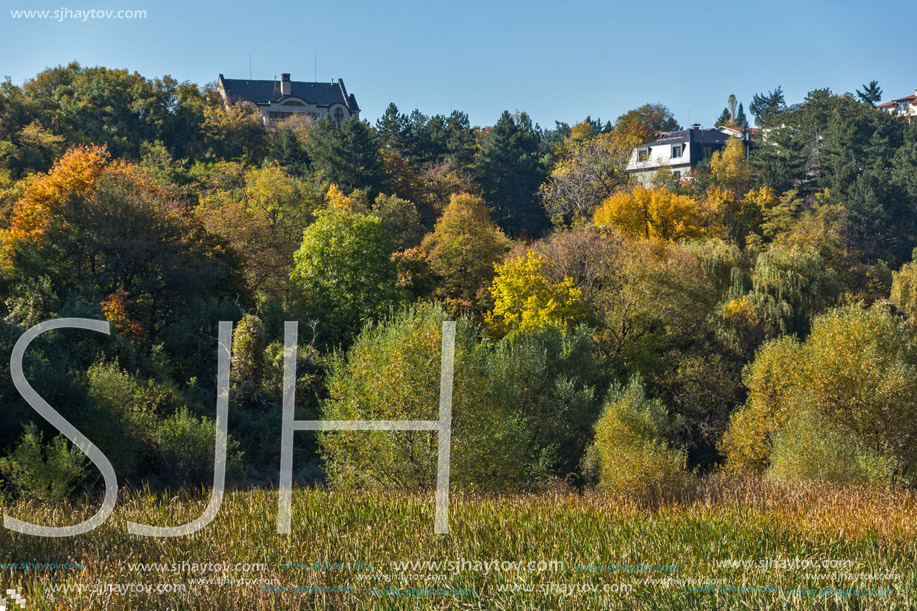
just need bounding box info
[724,304,917,480]
[475,111,547,235]
[891,251,917,320]
[539,131,637,220]
[230,314,266,409]
[708,138,754,199]
[195,163,319,298]
[487,253,586,336]
[2,144,108,265]
[305,116,384,194]
[613,104,680,143]
[290,209,405,347]
[856,80,883,107]
[100,289,148,344]
[768,409,894,485]
[749,87,786,126]
[320,304,538,492]
[586,377,689,497]
[420,193,511,307]
[594,185,706,242]
[0,424,89,501]
[491,325,611,478]
[83,361,183,480]
[745,245,839,337]
[370,193,425,249]
[152,408,243,487]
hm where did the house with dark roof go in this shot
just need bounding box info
[626,124,751,185]
[878,89,917,123]
[217,73,360,128]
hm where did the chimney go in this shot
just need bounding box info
[690,123,701,130]
[280,73,291,97]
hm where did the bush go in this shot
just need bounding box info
[0,424,89,501]
[489,325,611,478]
[152,408,243,487]
[723,303,917,481]
[320,304,537,493]
[230,313,266,409]
[768,410,894,486]
[587,377,689,497]
[83,361,184,481]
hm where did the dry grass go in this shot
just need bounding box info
[0,475,913,609]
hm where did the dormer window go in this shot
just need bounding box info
[672,144,683,158]
[334,107,344,123]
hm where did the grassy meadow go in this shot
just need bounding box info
[0,475,913,610]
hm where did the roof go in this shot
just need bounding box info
[878,94,917,109]
[646,128,732,147]
[218,75,359,111]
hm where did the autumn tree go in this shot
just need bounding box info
[539,131,638,221]
[723,304,917,481]
[593,185,706,242]
[4,145,242,335]
[614,104,680,144]
[421,193,511,307]
[487,253,586,336]
[200,97,269,163]
[195,163,321,298]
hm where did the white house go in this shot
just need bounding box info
[626,124,751,185]
[878,90,917,123]
[217,73,360,128]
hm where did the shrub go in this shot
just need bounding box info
[489,325,610,478]
[587,377,689,497]
[0,424,89,501]
[152,408,243,487]
[724,303,917,481]
[320,304,537,493]
[230,313,266,409]
[768,410,895,486]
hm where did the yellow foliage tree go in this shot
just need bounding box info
[195,163,318,296]
[708,137,754,197]
[325,183,369,214]
[487,253,585,336]
[593,185,705,242]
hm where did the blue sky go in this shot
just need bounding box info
[2,0,914,129]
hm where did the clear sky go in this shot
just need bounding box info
[2,0,914,130]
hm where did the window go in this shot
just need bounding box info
[673,170,681,179]
[637,149,649,162]
[899,101,910,115]
[671,144,682,158]
[334,107,345,123]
